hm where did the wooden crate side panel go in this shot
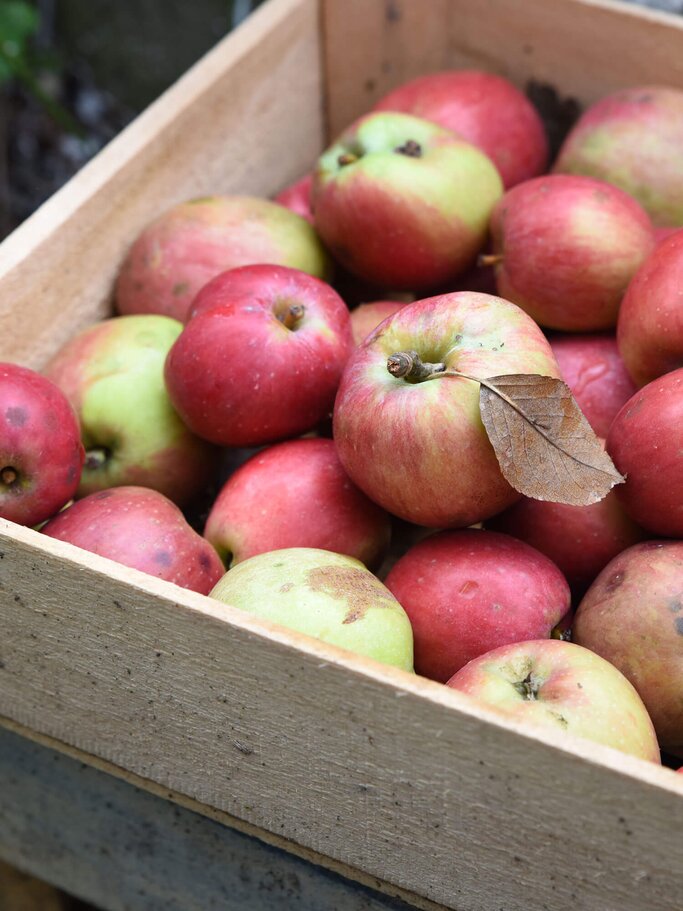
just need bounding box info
[322,0,683,135]
[0,0,323,370]
[0,521,681,911]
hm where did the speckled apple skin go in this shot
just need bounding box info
[617,229,683,387]
[204,438,391,569]
[384,528,571,682]
[44,315,216,506]
[373,69,548,189]
[606,368,683,537]
[333,291,561,528]
[554,86,683,227]
[209,547,414,671]
[313,113,503,291]
[548,333,637,437]
[115,196,330,322]
[165,269,353,447]
[573,540,683,758]
[42,486,224,594]
[489,175,655,332]
[447,639,661,763]
[0,364,84,527]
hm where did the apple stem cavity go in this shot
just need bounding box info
[277,303,305,331]
[477,252,504,268]
[337,152,358,167]
[0,466,18,487]
[387,350,447,381]
[394,139,422,158]
[515,671,540,700]
[85,447,111,471]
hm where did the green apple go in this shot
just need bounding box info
[44,315,216,506]
[209,547,414,672]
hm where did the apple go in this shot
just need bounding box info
[165,267,353,446]
[312,112,503,291]
[209,547,414,671]
[41,486,224,594]
[204,437,391,569]
[0,363,84,527]
[274,173,314,223]
[383,528,571,682]
[115,196,331,323]
[617,229,683,387]
[548,333,637,437]
[573,540,683,758]
[488,175,655,331]
[606,368,683,536]
[333,291,561,528]
[373,69,548,189]
[350,300,405,346]
[487,486,646,598]
[553,86,683,227]
[446,639,661,763]
[44,315,216,506]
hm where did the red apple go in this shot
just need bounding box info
[488,175,655,331]
[487,487,646,598]
[554,86,683,227]
[333,291,561,528]
[41,486,224,594]
[115,196,330,323]
[0,364,84,527]
[384,528,571,682]
[617,229,683,387]
[274,173,314,223]
[204,438,391,568]
[606,368,683,536]
[165,267,353,447]
[447,639,661,762]
[548,334,637,437]
[573,539,683,757]
[373,70,548,189]
[350,301,405,346]
[312,112,503,291]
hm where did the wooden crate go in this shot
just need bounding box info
[0,1,681,909]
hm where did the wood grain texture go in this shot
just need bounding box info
[322,0,683,136]
[0,520,681,911]
[0,0,323,369]
[0,726,413,911]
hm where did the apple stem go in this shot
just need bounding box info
[85,447,110,471]
[278,304,305,330]
[394,139,422,158]
[477,253,504,268]
[337,152,358,167]
[0,466,18,486]
[387,350,446,381]
[515,672,540,700]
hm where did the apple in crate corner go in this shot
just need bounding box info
[312,112,503,291]
[554,85,683,227]
[606,367,683,536]
[573,539,683,758]
[209,548,414,671]
[165,267,353,447]
[204,438,391,569]
[115,196,331,323]
[333,291,561,528]
[45,315,217,507]
[42,486,224,595]
[487,175,655,331]
[447,639,661,763]
[0,364,84,527]
[373,69,549,189]
[384,528,571,683]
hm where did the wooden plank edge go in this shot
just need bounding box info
[0,712,450,911]
[572,0,683,30]
[0,0,313,278]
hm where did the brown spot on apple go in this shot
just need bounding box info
[279,582,294,593]
[675,617,683,637]
[605,570,626,593]
[306,565,393,623]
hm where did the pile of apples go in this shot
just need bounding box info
[2,71,682,773]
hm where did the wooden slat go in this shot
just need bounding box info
[0,725,413,911]
[322,0,683,137]
[0,520,681,911]
[0,0,323,370]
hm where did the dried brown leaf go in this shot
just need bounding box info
[478,373,624,506]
